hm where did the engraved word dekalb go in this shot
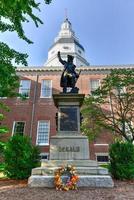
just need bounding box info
[58,146,80,152]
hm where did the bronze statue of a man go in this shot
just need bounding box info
[57,51,80,93]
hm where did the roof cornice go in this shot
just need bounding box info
[16,65,134,72]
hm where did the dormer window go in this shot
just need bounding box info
[63,46,69,50]
[51,50,55,54]
[78,50,82,54]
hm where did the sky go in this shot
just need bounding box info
[1,0,134,66]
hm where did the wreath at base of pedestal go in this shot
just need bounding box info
[54,165,79,191]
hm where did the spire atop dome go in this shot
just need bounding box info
[64,8,68,20]
[54,17,77,42]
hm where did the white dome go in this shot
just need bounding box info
[44,18,89,67]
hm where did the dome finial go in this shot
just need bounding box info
[65,8,68,20]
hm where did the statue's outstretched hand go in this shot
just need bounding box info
[57,51,60,57]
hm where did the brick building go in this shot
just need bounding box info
[1,18,134,163]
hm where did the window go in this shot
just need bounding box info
[121,121,133,141]
[36,121,50,145]
[19,80,31,97]
[63,46,69,50]
[90,79,100,94]
[41,80,52,98]
[78,50,82,54]
[115,86,126,96]
[51,50,55,54]
[96,153,109,163]
[0,97,7,99]
[12,121,25,136]
[39,153,49,161]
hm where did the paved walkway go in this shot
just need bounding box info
[0,179,134,200]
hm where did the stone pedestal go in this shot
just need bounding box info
[50,135,89,160]
[28,93,114,188]
[50,94,89,160]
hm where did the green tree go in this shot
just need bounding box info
[109,141,134,180]
[0,103,10,157]
[0,0,52,98]
[0,0,52,44]
[0,0,52,150]
[0,114,8,156]
[4,134,40,179]
[81,69,134,142]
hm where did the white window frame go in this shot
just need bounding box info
[40,80,52,98]
[115,86,126,96]
[0,97,7,99]
[19,80,31,98]
[121,121,133,141]
[90,79,100,95]
[95,153,109,164]
[12,121,26,136]
[36,120,50,146]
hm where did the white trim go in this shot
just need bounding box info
[0,97,7,99]
[94,144,109,146]
[40,80,52,98]
[36,120,50,146]
[12,121,26,136]
[95,153,109,155]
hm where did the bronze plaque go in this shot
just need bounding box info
[60,107,78,131]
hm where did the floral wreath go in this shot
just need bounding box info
[54,165,79,191]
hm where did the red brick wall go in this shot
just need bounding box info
[0,70,113,160]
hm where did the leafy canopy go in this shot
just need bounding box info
[4,134,40,179]
[0,0,52,98]
[81,69,134,142]
[0,0,52,43]
[0,0,52,149]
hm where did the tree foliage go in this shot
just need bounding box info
[81,69,134,142]
[0,113,9,156]
[0,0,52,150]
[0,0,52,43]
[4,134,40,179]
[0,42,28,98]
[0,0,52,98]
[109,141,134,180]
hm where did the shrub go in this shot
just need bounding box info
[109,141,134,180]
[0,162,5,172]
[4,134,40,179]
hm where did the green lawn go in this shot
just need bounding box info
[100,164,109,169]
[0,172,5,178]
[0,162,6,178]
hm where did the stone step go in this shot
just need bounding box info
[41,160,98,167]
[32,166,108,176]
[28,175,114,188]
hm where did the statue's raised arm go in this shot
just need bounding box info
[57,51,66,65]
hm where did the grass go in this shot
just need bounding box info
[0,162,6,179]
[100,163,109,169]
[0,172,5,178]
